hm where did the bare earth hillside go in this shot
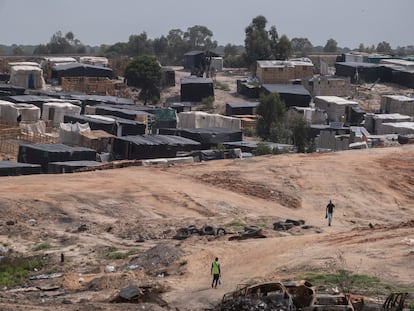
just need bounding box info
[0,145,414,310]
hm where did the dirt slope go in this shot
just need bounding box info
[0,145,414,310]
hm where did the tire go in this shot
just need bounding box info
[216,228,226,235]
[201,225,216,235]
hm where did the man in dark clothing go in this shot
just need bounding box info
[326,200,335,226]
[211,257,221,288]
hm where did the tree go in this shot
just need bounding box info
[223,44,239,57]
[127,32,154,56]
[244,15,272,67]
[124,55,162,104]
[33,31,86,55]
[273,34,293,60]
[166,29,188,65]
[256,92,286,140]
[323,38,338,53]
[288,115,310,153]
[184,25,217,51]
[291,37,313,56]
[376,41,392,54]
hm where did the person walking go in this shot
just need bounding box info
[211,257,221,288]
[326,200,335,226]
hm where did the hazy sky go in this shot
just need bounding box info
[0,0,412,49]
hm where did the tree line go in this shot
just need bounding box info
[1,15,413,67]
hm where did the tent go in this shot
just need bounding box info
[51,63,113,84]
[0,161,42,176]
[180,76,214,102]
[113,135,201,160]
[9,65,45,89]
[18,143,96,173]
[42,102,82,127]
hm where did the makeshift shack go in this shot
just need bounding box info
[177,111,241,131]
[1,103,40,125]
[18,143,97,173]
[364,113,412,135]
[381,95,414,116]
[335,62,383,83]
[225,102,259,116]
[79,130,115,153]
[159,127,243,148]
[0,161,42,176]
[51,63,113,84]
[314,96,359,123]
[261,84,312,108]
[42,102,82,127]
[59,122,91,146]
[47,160,102,174]
[9,65,45,89]
[180,76,214,102]
[63,114,146,136]
[112,135,201,160]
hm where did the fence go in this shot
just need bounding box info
[0,126,58,159]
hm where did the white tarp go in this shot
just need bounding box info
[0,100,14,121]
[177,111,241,130]
[59,122,91,146]
[9,65,45,89]
[20,120,46,135]
[1,103,40,124]
[42,102,81,127]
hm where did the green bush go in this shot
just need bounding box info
[253,142,273,156]
[0,256,44,288]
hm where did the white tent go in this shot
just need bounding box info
[177,111,241,130]
[1,103,41,124]
[9,65,45,89]
[0,100,15,122]
[59,122,91,146]
[42,102,82,127]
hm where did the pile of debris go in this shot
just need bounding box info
[273,219,305,231]
[173,225,226,240]
[228,225,266,241]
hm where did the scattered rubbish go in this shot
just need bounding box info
[274,219,305,231]
[104,265,115,273]
[119,285,140,301]
[6,220,15,226]
[126,265,140,271]
[77,223,88,232]
[28,219,37,226]
[173,225,226,240]
[30,272,63,280]
[228,225,266,241]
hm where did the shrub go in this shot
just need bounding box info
[0,256,44,287]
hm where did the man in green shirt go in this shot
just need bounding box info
[211,257,221,288]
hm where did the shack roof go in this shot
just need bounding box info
[69,94,134,105]
[226,102,259,108]
[120,135,200,147]
[261,84,311,96]
[19,143,95,153]
[315,96,359,105]
[52,62,113,73]
[371,113,412,120]
[181,76,214,84]
[382,122,414,130]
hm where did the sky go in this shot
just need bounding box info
[0,0,412,49]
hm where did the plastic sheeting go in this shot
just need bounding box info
[1,103,40,124]
[113,135,201,160]
[42,102,81,127]
[177,111,241,130]
[18,143,97,173]
[9,65,45,89]
[59,122,91,146]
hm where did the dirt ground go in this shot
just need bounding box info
[0,69,413,310]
